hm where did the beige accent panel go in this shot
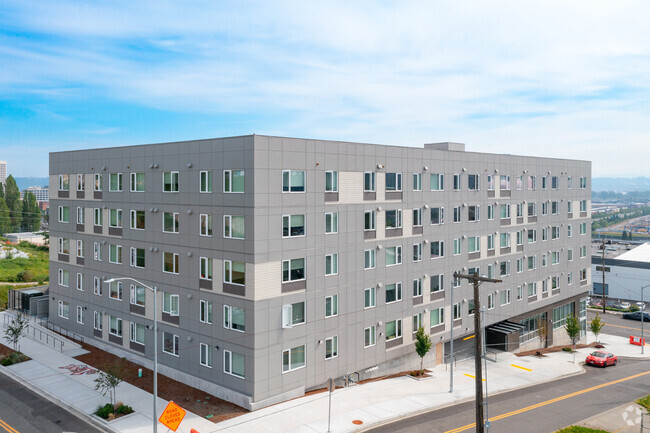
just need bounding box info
[213,259,223,292]
[376,172,385,201]
[49,175,58,199]
[338,172,363,204]
[145,289,154,320]
[50,237,58,261]
[403,314,413,339]
[587,199,591,214]
[155,290,163,322]
[251,261,281,300]
[102,209,109,235]
[123,322,130,349]
[376,211,385,241]
[402,210,412,237]
[102,315,109,341]
[84,207,93,232]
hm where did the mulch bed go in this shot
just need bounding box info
[516,342,601,357]
[74,341,247,422]
[0,343,13,358]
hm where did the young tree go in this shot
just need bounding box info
[565,314,581,363]
[414,326,432,376]
[3,175,21,231]
[537,316,548,349]
[94,363,123,409]
[21,192,40,231]
[4,312,29,351]
[0,198,11,236]
[589,313,605,345]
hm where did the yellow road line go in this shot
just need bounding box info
[589,320,642,332]
[444,370,650,433]
[0,419,19,433]
[510,364,532,372]
[463,335,475,341]
[463,373,486,381]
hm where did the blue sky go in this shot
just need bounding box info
[1,0,649,177]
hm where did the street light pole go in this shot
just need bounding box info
[641,285,649,355]
[105,278,158,433]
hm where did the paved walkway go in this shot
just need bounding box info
[1,310,648,433]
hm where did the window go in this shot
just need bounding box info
[93,173,102,191]
[468,236,480,253]
[468,174,479,190]
[325,295,338,317]
[453,238,461,256]
[413,208,422,226]
[567,177,573,189]
[550,201,558,215]
[199,299,212,325]
[386,319,402,340]
[500,289,511,305]
[325,254,338,275]
[130,247,145,268]
[76,272,83,291]
[223,305,245,331]
[93,208,102,226]
[500,232,510,248]
[325,336,338,359]
[487,234,495,251]
[386,173,402,191]
[364,249,376,269]
[580,268,587,281]
[162,292,179,316]
[528,175,536,190]
[77,174,85,191]
[568,272,573,285]
[109,209,122,228]
[200,343,212,368]
[364,326,376,347]
[199,170,212,193]
[130,284,145,307]
[527,255,537,270]
[58,300,69,319]
[58,206,70,223]
[542,253,548,267]
[542,227,548,241]
[542,202,548,215]
[93,311,102,330]
[218,215,243,239]
[580,222,587,235]
[528,282,537,297]
[364,210,376,230]
[386,282,402,303]
[430,240,444,258]
[413,173,422,191]
[385,209,402,228]
[467,299,475,315]
[552,275,560,290]
[528,229,537,243]
[516,175,523,190]
[487,204,494,220]
[130,210,145,230]
[109,245,122,264]
[453,174,461,190]
[364,172,376,192]
[59,269,70,287]
[500,204,510,219]
[580,200,587,212]
[580,176,587,189]
[528,202,536,217]
[516,203,524,218]
[130,322,145,345]
[364,287,376,308]
[468,205,479,222]
[567,224,573,237]
[517,286,523,301]
[500,175,510,190]
[453,303,462,320]
[567,249,574,261]
[413,243,422,262]
[325,212,338,234]
[282,258,305,282]
[551,176,558,190]
[130,172,145,192]
[430,174,444,191]
[542,279,548,293]
[430,274,444,293]
[516,257,523,273]
[200,214,213,236]
[325,171,338,192]
[413,313,423,331]
[580,245,587,258]
[385,246,402,266]
[552,226,560,240]
[487,264,495,279]
[430,207,444,224]
[76,207,85,224]
[516,230,524,246]
[224,169,245,193]
[109,280,123,300]
[453,206,461,223]
[163,171,179,192]
[109,173,122,192]
[282,345,305,372]
[500,261,510,276]
[163,212,179,233]
[58,174,69,191]
[58,238,69,255]
[225,350,246,377]
[163,252,179,274]
[413,278,422,297]
[282,214,305,237]
[487,294,495,310]
[200,256,213,280]
[282,302,305,328]
[163,332,179,356]
[542,176,547,189]
[109,316,122,337]
[224,260,246,285]
[93,276,102,295]
[487,175,494,190]
[282,170,305,192]
[430,308,444,327]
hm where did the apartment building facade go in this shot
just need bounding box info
[49,135,592,409]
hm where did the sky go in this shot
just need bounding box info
[1,0,649,177]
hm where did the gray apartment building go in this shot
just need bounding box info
[49,135,592,410]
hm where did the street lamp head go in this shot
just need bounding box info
[104,278,115,284]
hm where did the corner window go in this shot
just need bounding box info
[223,305,245,332]
[224,169,245,193]
[282,170,305,193]
[162,171,179,192]
[282,258,305,282]
[224,350,245,377]
[224,260,245,285]
[281,302,305,328]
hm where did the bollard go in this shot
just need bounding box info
[138,368,142,378]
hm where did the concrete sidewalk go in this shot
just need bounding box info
[573,402,648,433]
[1,310,648,433]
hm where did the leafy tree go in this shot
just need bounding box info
[414,326,432,376]
[21,192,40,231]
[3,175,21,231]
[4,312,28,351]
[589,313,605,344]
[0,198,11,235]
[0,182,4,199]
[565,314,581,351]
[94,363,123,409]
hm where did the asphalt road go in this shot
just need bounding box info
[365,357,650,433]
[588,309,648,340]
[0,372,106,433]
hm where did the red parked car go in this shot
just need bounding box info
[585,351,617,367]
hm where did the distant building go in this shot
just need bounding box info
[591,241,650,304]
[23,186,50,203]
[5,232,47,246]
[0,161,6,185]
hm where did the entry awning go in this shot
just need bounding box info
[486,320,526,335]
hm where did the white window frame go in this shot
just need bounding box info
[130,172,145,192]
[364,249,376,270]
[364,287,376,309]
[200,342,213,368]
[224,169,245,193]
[325,212,338,234]
[109,173,123,192]
[162,212,180,234]
[281,170,305,193]
[199,300,213,324]
[199,170,212,193]
[162,171,179,193]
[364,326,376,347]
[413,173,422,191]
[325,253,339,275]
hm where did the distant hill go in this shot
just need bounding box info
[592,177,650,192]
[14,177,49,190]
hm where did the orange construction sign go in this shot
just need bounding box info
[158,401,187,432]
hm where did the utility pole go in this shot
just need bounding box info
[453,272,501,433]
[601,238,606,314]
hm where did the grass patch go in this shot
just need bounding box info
[0,283,39,311]
[0,241,49,283]
[0,351,31,366]
[637,395,650,412]
[556,426,610,433]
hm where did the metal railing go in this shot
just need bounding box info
[519,330,539,344]
[23,323,66,352]
[38,318,84,344]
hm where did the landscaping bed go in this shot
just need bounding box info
[516,342,600,357]
[555,426,609,433]
[0,343,30,366]
[95,402,134,421]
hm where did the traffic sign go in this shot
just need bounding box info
[596,266,610,272]
[159,401,187,432]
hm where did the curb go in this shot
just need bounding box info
[0,363,118,433]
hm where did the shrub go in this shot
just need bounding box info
[0,351,29,366]
[115,404,134,415]
[95,403,114,419]
[562,347,573,352]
